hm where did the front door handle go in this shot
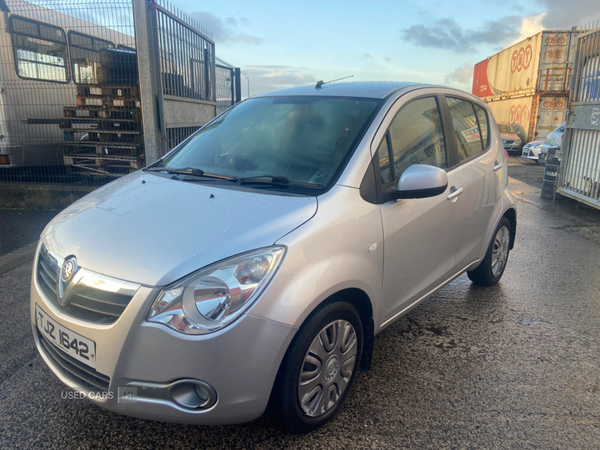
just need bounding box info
[447,187,463,201]
[493,161,503,171]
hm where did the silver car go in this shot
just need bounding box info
[498,123,522,152]
[31,82,516,433]
[522,140,544,162]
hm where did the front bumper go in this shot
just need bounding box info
[30,246,297,425]
[521,146,541,160]
[503,142,521,151]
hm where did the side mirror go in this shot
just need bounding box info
[393,164,448,199]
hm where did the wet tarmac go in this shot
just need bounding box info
[1,173,599,449]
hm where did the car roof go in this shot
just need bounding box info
[254,81,428,99]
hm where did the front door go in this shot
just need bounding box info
[375,94,464,325]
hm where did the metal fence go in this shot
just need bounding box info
[216,58,241,115]
[0,0,138,183]
[558,26,600,208]
[0,0,241,185]
[155,0,215,101]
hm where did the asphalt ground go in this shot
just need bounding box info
[1,167,600,448]
[0,210,58,257]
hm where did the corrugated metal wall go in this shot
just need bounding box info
[559,27,600,208]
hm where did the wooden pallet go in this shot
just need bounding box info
[63,129,143,144]
[60,119,142,132]
[63,142,143,157]
[64,154,143,176]
[63,106,141,121]
[76,96,140,109]
[77,85,140,99]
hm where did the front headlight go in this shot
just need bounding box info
[147,246,285,334]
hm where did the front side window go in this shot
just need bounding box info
[159,96,380,190]
[10,17,68,83]
[378,97,446,184]
[69,32,114,84]
[447,97,484,161]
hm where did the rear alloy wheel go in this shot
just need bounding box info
[271,302,362,433]
[467,217,511,286]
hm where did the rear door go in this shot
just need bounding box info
[376,91,464,325]
[442,95,502,267]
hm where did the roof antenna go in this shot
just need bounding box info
[315,75,354,89]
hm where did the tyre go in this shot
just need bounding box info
[467,217,511,286]
[270,302,363,433]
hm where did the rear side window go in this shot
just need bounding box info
[474,105,489,149]
[446,97,486,161]
[377,97,446,184]
[10,16,68,83]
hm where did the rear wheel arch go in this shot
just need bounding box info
[503,208,517,250]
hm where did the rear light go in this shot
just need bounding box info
[561,134,564,140]
[505,150,509,160]
[0,155,10,165]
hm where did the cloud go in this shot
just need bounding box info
[241,67,316,96]
[401,16,522,53]
[384,57,391,62]
[403,0,600,55]
[190,11,262,45]
[445,63,473,87]
[362,53,373,59]
[536,0,600,29]
[229,35,263,45]
[246,65,308,70]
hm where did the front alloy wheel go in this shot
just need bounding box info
[298,319,357,417]
[270,302,363,433]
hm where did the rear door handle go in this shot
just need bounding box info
[447,187,463,200]
[493,161,503,171]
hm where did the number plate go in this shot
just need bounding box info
[35,304,96,369]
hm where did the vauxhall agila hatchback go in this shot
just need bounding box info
[31,82,516,433]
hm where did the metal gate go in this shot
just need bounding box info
[559,27,600,208]
[216,58,241,115]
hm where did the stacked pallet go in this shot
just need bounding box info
[61,85,143,177]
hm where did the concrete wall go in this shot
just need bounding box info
[163,96,216,128]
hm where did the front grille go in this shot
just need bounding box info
[37,329,110,392]
[36,244,136,324]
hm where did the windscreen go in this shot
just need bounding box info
[498,124,515,134]
[159,96,380,188]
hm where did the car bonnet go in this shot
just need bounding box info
[41,171,318,286]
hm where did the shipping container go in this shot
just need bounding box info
[472,30,579,100]
[473,29,579,144]
[485,94,568,143]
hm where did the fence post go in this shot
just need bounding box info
[133,0,164,165]
[234,68,242,103]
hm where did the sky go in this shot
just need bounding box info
[172,0,600,97]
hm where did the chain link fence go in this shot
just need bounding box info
[0,0,240,184]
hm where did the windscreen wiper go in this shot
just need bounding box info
[235,175,324,188]
[146,167,236,180]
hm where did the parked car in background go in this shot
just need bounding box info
[31,82,516,433]
[522,140,545,163]
[498,123,522,153]
[539,122,566,164]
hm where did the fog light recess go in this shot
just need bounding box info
[169,379,217,410]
